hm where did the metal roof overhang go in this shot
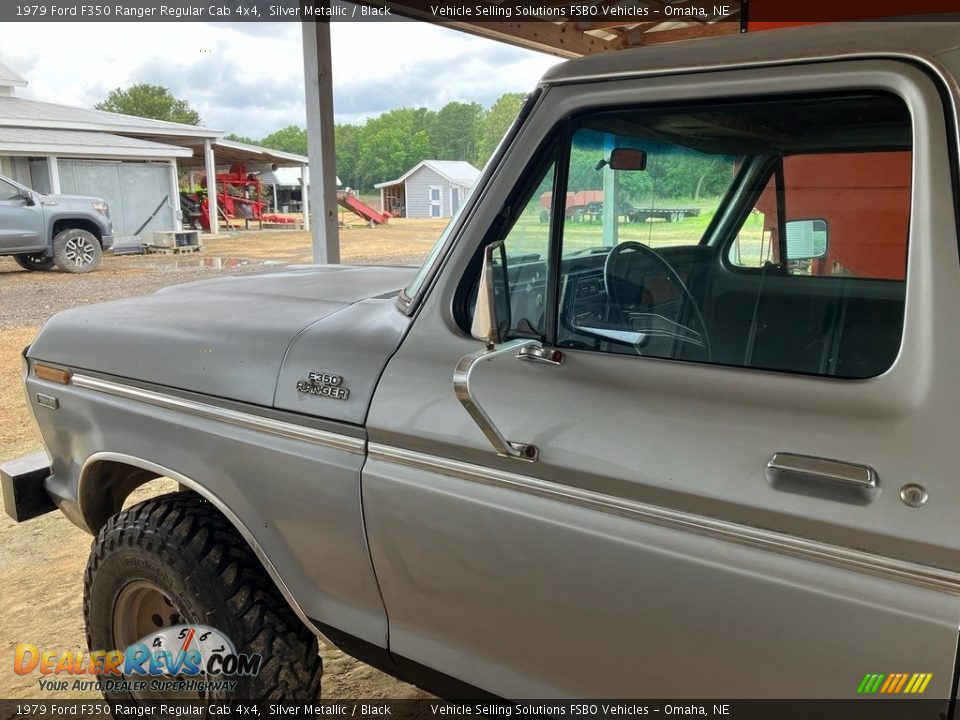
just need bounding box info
[0,127,193,160]
[175,138,308,169]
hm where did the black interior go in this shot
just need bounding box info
[495,242,906,379]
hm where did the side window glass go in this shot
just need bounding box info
[728,173,778,269]
[497,161,556,339]
[555,94,911,379]
[729,153,910,280]
[781,152,910,280]
[0,179,21,201]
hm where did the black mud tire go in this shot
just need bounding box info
[84,492,323,700]
[13,253,55,271]
[52,228,102,273]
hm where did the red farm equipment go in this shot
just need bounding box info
[182,163,296,231]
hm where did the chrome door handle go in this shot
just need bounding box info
[766,452,878,489]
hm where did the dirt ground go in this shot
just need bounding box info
[0,218,446,700]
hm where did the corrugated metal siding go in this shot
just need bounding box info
[405,166,448,218]
[58,159,174,236]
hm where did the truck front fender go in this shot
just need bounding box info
[78,451,332,645]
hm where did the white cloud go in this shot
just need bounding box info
[0,18,561,138]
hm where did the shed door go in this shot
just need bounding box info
[451,186,461,213]
[58,160,174,236]
[429,186,442,217]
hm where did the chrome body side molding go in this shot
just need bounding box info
[72,374,365,455]
[368,443,960,597]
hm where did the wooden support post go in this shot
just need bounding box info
[302,21,339,263]
[301,162,310,232]
[169,160,182,231]
[48,156,61,194]
[203,139,219,235]
[602,134,619,248]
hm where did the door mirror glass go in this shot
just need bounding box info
[471,240,511,347]
[785,218,828,260]
[19,191,36,206]
[595,147,648,172]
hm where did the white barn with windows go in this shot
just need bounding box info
[375,160,480,219]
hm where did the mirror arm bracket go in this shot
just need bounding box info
[454,339,540,462]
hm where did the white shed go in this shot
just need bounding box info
[257,167,340,213]
[374,160,480,219]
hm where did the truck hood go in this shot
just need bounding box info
[28,265,417,420]
[37,193,103,207]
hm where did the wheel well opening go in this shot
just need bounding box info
[79,457,328,646]
[80,459,180,532]
[53,219,103,245]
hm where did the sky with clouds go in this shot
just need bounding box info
[0,18,562,138]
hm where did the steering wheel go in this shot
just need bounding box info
[602,241,711,358]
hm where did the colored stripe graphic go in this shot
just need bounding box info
[857,672,933,694]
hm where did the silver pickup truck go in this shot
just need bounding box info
[0,173,113,273]
[4,22,960,704]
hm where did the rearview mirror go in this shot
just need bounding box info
[595,148,648,172]
[471,240,510,347]
[18,191,35,206]
[785,218,828,260]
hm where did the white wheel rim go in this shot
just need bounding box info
[64,236,96,266]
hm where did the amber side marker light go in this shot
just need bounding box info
[34,363,72,385]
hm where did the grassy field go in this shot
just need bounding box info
[505,197,770,264]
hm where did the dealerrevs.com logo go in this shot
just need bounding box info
[14,625,262,694]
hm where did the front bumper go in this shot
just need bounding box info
[1,452,54,522]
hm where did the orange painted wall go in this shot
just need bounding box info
[754,153,911,279]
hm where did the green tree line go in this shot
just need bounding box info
[96,84,734,202]
[568,145,735,204]
[228,92,527,193]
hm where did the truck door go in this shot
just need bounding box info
[363,62,960,700]
[0,176,43,253]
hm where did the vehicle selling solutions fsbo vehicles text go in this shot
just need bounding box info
[428,4,729,18]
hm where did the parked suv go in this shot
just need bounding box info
[0,173,113,273]
[4,22,960,705]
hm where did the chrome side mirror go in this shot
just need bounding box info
[470,240,508,348]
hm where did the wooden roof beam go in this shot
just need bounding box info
[626,21,740,46]
[563,19,662,31]
[440,20,624,57]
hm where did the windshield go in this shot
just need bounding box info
[401,196,470,301]
[401,91,539,304]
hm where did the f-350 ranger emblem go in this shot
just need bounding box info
[297,371,350,401]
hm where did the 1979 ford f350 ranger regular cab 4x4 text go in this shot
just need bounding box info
[4,21,960,706]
